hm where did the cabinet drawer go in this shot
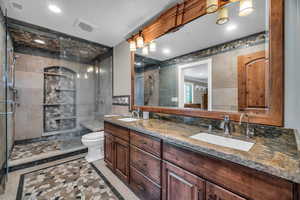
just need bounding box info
[206,182,246,200]
[163,142,294,200]
[104,122,129,141]
[130,130,161,157]
[130,166,161,200]
[130,145,161,185]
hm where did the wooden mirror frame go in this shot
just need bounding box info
[130,0,284,126]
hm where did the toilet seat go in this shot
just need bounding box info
[82,131,104,140]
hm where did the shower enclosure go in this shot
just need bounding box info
[0,9,14,193]
[0,17,113,170]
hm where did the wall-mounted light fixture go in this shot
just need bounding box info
[239,0,254,16]
[206,0,218,13]
[129,39,136,52]
[216,7,229,25]
[136,32,144,48]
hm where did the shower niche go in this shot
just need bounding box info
[43,66,77,136]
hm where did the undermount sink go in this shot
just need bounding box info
[190,133,254,152]
[118,118,140,122]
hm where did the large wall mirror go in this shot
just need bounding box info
[132,0,283,126]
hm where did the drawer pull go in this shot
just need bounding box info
[139,140,148,145]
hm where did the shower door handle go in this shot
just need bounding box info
[0,112,13,115]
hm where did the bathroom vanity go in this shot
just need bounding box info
[104,117,300,200]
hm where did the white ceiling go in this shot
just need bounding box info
[137,0,267,60]
[1,0,180,47]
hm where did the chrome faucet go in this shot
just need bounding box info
[239,113,255,138]
[220,115,231,135]
[131,108,140,119]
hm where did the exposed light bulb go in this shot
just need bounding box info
[206,0,218,14]
[216,7,229,25]
[162,48,171,55]
[239,0,254,16]
[48,4,62,14]
[226,24,237,31]
[77,73,80,79]
[129,40,136,52]
[136,35,144,48]
[149,41,156,52]
[84,73,88,79]
[34,39,45,44]
[95,68,99,74]
[142,46,149,55]
[87,66,94,73]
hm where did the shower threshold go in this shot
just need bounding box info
[8,138,87,172]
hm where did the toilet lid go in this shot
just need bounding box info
[82,131,104,140]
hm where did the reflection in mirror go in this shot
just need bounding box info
[134,0,269,113]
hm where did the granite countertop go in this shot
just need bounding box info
[80,120,104,132]
[104,116,300,184]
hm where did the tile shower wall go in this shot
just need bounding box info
[95,56,113,120]
[14,53,96,140]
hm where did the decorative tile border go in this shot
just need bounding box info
[8,149,87,173]
[151,112,294,137]
[136,32,267,73]
[112,95,130,106]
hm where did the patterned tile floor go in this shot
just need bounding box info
[10,140,62,161]
[17,158,122,200]
[0,154,139,200]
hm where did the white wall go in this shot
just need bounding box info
[113,41,131,96]
[284,0,300,130]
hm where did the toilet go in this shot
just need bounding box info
[81,131,104,162]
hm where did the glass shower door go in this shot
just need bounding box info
[0,11,8,193]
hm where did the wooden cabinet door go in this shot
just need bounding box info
[104,132,114,170]
[206,182,246,200]
[114,137,130,183]
[238,51,269,112]
[162,161,205,200]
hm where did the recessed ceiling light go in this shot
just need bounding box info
[34,39,45,44]
[226,24,237,31]
[48,4,62,14]
[162,48,171,54]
